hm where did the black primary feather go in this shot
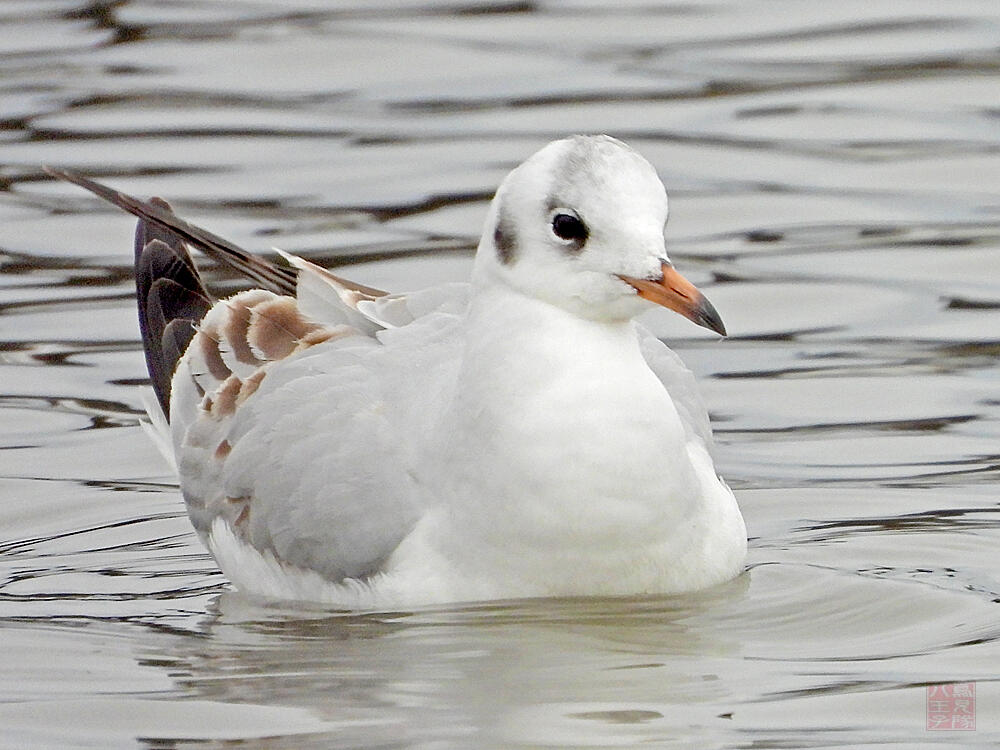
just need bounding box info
[134,232,211,416]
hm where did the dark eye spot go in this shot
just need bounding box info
[551,212,588,244]
[494,208,517,265]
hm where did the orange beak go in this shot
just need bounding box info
[618,261,726,336]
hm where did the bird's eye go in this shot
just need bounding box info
[551,212,588,244]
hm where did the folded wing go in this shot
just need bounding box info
[46,168,463,584]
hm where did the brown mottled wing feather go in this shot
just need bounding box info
[44,169,297,415]
[45,167,396,417]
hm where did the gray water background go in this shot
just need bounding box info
[1,1,999,747]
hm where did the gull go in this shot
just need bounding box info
[48,135,746,608]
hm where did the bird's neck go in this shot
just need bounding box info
[458,281,645,398]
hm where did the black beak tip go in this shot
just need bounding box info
[697,297,727,337]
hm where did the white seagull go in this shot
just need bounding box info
[49,135,746,608]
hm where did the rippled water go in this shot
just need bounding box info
[2,1,999,747]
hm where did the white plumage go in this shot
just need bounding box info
[56,135,747,608]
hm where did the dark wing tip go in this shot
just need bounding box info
[46,166,216,416]
[45,167,298,296]
[136,240,212,417]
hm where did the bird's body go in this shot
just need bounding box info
[51,135,746,608]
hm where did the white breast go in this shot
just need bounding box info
[381,285,744,601]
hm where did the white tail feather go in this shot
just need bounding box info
[139,387,177,475]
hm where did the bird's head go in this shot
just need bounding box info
[474,135,724,334]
